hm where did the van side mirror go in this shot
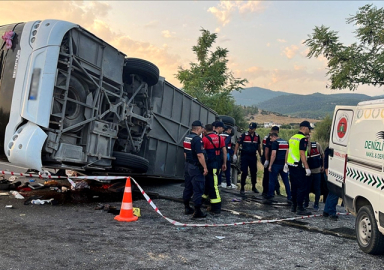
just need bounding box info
[329,148,334,157]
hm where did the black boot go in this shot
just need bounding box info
[252,186,259,193]
[290,204,297,213]
[184,202,194,215]
[296,207,312,216]
[209,203,221,214]
[192,206,207,218]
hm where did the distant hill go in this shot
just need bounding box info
[247,110,321,125]
[257,92,378,119]
[232,87,288,106]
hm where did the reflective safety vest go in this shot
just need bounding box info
[287,134,307,166]
[220,133,232,149]
[274,138,289,163]
[262,135,268,152]
[239,132,260,155]
[203,133,222,163]
[184,133,203,164]
[308,142,322,169]
[261,135,269,161]
[276,138,289,151]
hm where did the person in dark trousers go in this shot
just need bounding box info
[219,126,237,189]
[202,123,227,214]
[304,135,324,211]
[323,147,339,220]
[212,121,225,175]
[265,132,291,203]
[233,122,262,196]
[285,121,312,215]
[261,126,281,197]
[183,120,208,218]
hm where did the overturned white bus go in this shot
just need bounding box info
[0,20,219,179]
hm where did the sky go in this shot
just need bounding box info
[1,1,384,96]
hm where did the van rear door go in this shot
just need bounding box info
[328,106,355,197]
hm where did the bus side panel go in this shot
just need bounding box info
[0,23,25,158]
[140,78,217,180]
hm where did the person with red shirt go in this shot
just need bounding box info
[202,123,227,214]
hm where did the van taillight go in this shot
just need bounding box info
[343,154,348,183]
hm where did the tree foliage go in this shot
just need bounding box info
[304,4,384,90]
[312,115,332,148]
[242,105,259,116]
[175,28,248,126]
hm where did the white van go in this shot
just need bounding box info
[328,100,384,254]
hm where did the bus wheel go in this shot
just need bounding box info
[219,115,236,126]
[112,151,149,173]
[355,205,384,254]
[54,75,88,132]
[123,58,159,87]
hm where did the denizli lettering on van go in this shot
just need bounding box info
[364,140,384,151]
[364,131,384,160]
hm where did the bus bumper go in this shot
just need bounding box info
[6,122,47,170]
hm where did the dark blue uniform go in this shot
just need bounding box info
[261,136,270,194]
[268,138,291,199]
[183,132,206,207]
[238,132,260,190]
[218,133,233,187]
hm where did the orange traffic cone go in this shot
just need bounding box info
[114,177,138,222]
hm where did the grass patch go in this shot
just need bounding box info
[237,162,323,203]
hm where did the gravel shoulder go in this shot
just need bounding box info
[0,164,383,270]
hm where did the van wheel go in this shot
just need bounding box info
[355,205,384,254]
[112,151,149,173]
[123,58,159,87]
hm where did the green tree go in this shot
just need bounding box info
[304,4,384,90]
[231,105,248,129]
[280,124,291,129]
[175,28,248,123]
[312,115,332,149]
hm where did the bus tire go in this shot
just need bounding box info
[355,205,384,254]
[123,58,159,87]
[219,115,235,126]
[112,151,149,173]
[55,75,88,132]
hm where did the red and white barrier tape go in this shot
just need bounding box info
[0,170,125,182]
[0,168,350,226]
[130,177,351,227]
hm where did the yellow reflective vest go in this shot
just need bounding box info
[287,133,307,166]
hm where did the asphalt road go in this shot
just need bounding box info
[0,162,383,270]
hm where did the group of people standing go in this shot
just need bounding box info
[183,119,327,218]
[183,120,233,218]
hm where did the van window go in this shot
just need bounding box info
[332,109,354,146]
